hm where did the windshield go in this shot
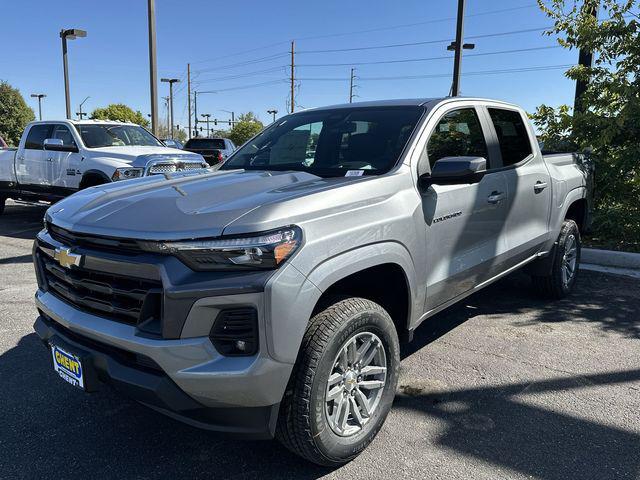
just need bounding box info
[220,106,424,177]
[78,124,163,148]
[184,138,226,150]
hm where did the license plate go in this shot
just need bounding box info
[51,344,85,390]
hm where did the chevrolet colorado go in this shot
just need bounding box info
[0,120,207,213]
[33,98,593,466]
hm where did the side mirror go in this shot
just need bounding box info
[419,156,487,188]
[44,138,79,153]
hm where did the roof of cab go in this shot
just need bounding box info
[302,97,521,112]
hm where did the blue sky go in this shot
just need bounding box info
[1,0,579,132]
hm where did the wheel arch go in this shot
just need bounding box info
[79,169,111,189]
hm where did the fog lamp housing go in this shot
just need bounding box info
[209,308,259,356]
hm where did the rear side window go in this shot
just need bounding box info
[24,124,53,150]
[426,108,488,167]
[487,108,532,166]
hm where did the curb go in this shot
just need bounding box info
[582,248,640,270]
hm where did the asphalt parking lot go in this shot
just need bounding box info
[1,200,639,480]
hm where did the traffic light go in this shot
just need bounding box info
[214,119,217,126]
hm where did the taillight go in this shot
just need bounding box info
[217,151,223,163]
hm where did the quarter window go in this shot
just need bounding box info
[426,108,488,167]
[24,124,53,150]
[487,108,533,166]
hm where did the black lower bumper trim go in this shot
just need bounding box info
[34,315,278,438]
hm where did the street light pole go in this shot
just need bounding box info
[30,94,46,121]
[267,109,278,123]
[77,96,90,120]
[220,110,234,126]
[147,0,159,136]
[161,78,180,139]
[60,28,86,119]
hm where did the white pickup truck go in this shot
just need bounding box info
[0,120,207,214]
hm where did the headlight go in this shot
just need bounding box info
[141,227,302,271]
[112,167,144,181]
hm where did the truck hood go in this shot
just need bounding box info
[88,146,204,166]
[46,169,357,240]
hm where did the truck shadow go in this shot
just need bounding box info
[1,271,637,479]
[0,201,47,240]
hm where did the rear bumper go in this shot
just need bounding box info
[34,312,281,438]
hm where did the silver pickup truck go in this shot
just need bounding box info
[32,97,592,466]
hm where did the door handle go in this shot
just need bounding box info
[534,181,548,193]
[487,191,505,204]
[47,158,53,162]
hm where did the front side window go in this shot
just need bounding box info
[24,124,53,150]
[487,108,533,166]
[52,125,77,147]
[426,108,488,167]
[77,124,163,148]
[221,107,423,177]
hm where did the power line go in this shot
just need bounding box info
[198,79,286,94]
[296,45,562,67]
[193,53,288,74]
[296,64,573,82]
[196,66,287,84]
[191,41,290,65]
[296,26,549,54]
[293,3,539,41]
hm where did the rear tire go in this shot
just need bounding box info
[276,297,400,466]
[532,219,581,299]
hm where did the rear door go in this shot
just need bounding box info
[48,124,82,190]
[417,105,510,311]
[17,124,53,187]
[483,107,552,263]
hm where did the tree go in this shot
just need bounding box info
[531,0,640,249]
[228,112,263,146]
[0,81,35,146]
[90,103,150,127]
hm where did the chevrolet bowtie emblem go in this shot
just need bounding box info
[54,248,82,269]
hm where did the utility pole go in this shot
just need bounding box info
[77,96,89,120]
[202,114,211,137]
[290,40,295,113]
[147,0,159,135]
[349,68,356,103]
[448,0,474,96]
[60,28,87,119]
[574,1,599,114]
[163,96,170,134]
[193,91,198,137]
[187,63,192,139]
[161,78,180,138]
[30,94,46,120]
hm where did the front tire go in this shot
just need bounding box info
[276,297,400,466]
[532,219,581,299]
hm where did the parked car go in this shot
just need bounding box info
[183,137,235,165]
[0,120,207,214]
[33,97,592,466]
[162,138,184,149]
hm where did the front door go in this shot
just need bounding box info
[49,124,82,190]
[419,107,510,311]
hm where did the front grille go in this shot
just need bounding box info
[39,252,162,326]
[48,223,142,254]
[147,161,205,175]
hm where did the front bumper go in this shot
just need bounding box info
[34,313,280,438]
